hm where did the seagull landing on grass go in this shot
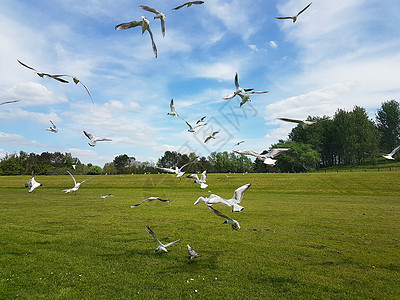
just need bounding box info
[83,131,112,147]
[145,226,180,253]
[233,148,291,166]
[100,194,114,199]
[157,162,189,177]
[130,197,169,207]
[382,145,400,160]
[186,170,208,189]
[139,5,166,37]
[277,117,316,129]
[25,176,42,193]
[167,99,179,117]
[194,183,251,212]
[62,170,93,194]
[173,1,204,11]
[115,16,157,58]
[187,245,202,259]
[204,131,219,143]
[208,206,241,230]
[275,2,312,23]
[46,120,58,133]
[224,72,254,100]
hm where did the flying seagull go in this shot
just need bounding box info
[0,100,20,106]
[183,119,207,133]
[17,59,69,83]
[130,196,170,207]
[194,183,251,212]
[157,162,189,177]
[234,140,245,147]
[186,170,208,189]
[145,226,180,253]
[275,2,312,23]
[167,99,179,117]
[382,145,400,160]
[204,131,219,143]
[62,170,93,194]
[208,206,241,230]
[233,148,291,166]
[115,16,158,58]
[237,90,268,107]
[55,75,93,104]
[173,1,204,11]
[187,245,202,259]
[100,194,115,199]
[46,120,58,133]
[83,130,112,147]
[139,5,166,37]
[277,117,316,129]
[196,116,206,125]
[224,72,254,100]
[25,176,42,193]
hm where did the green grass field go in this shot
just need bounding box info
[1,172,399,299]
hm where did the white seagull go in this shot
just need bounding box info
[208,206,241,230]
[224,72,254,100]
[186,170,208,189]
[17,59,69,83]
[139,5,166,37]
[0,100,20,106]
[234,140,245,147]
[275,2,312,23]
[115,16,158,58]
[46,120,58,133]
[204,131,219,143]
[83,131,112,147]
[55,75,93,104]
[237,90,268,107]
[277,117,316,129]
[157,162,189,177]
[130,197,170,207]
[25,176,42,193]
[233,148,291,166]
[62,170,93,194]
[167,99,179,117]
[173,1,204,11]
[145,226,180,253]
[382,145,400,160]
[183,119,207,133]
[100,194,115,199]
[194,183,251,212]
[187,245,202,259]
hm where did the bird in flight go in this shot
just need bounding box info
[208,206,241,230]
[25,176,42,193]
[157,162,189,177]
[382,145,400,160]
[204,131,219,143]
[145,226,180,253]
[115,16,158,58]
[277,117,316,129]
[275,2,312,23]
[233,140,245,147]
[17,59,69,83]
[237,90,268,107]
[173,1,204,11]
[139,5,166,37]
[130,197,170,207]
[233,148,291,166]
[62,170,93,194]
[46,120,58,133]
[0,100,20,106]
[83,131,112,147]
[186,170,208,189]
[224,72,254,100]
[167,99,179,117]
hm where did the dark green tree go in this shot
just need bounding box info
[375,99,400,152]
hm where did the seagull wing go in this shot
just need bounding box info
[208,206,232,220]
[164,239,180,248]
[234,72,240,90]
[172,3,188,10]
[115,20,143,30]
[297,2,312,16]
[83,131,94,140]
[160,17,166,37]
[139,5,160,14]
[224,92,236,100]
[157,167,175,173]
[186,174,199,180]
[131,199,148,207]
[278,117,303,124]
[204,136,212,143]
[232,183,251,203]
[96,137,112,142]
[67,170,77,186]
[389,145,400,156]
[170,99,176,113]
[267,148,291,158]
[49,120,56,128]
[200,170,207,182]
[146,26,158,58]
[0,100,20,106]
[17,59,38,72]
[145,226,162,245]
[252,90,269,94]
[80,176,93,184]
[275,16,293,20]
[184,120,194,130]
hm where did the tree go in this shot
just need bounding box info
[376,99,400,152]
[87,165,103,175]
[113,154,136,174]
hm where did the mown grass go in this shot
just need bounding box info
[0,172,399,299]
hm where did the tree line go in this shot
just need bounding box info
[1,100,399,175]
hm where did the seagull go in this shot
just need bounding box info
[186,170,208,189]
[233,148,291,166]
[183,119,207,133]
[234,140,245,147]
[17,59,69,83]
[237,90,268,107]
[167,99,179,117]
[382,145,400,160]
[173,1,204,11]
[208,206,241,230]
[0,100,20,106]
[275,2,312,23]
[130,196,170,207]
[204,131,219,143]
[83,131,112,147]
[145,226,180,253]
[194,183,251,212]
[115,16,158,58]
[46,120,58,133]
[25,176,42,193]
[277,117,316,129]
[139,5,166,37]
[55,75,93,104]
[187,245,202,259]
[196,116,206,125]
[62,170,93,194]
[157,162,189,177]
[100,194,114,199]
[224,72,254,100]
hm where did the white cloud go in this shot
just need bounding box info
[0,132,45,148]
[268,41,278,48]
[66,147,114,166]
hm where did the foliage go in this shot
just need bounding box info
[87,165,103,175]
[375,99,400,152]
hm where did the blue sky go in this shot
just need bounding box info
[0,0,399,166]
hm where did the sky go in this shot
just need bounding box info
[0,0,399,167]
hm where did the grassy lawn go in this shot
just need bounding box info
[0,172,399,299]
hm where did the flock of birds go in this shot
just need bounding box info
[5,1,400,258]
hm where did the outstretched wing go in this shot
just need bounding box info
[186,174,199,180]
[83,131,94,140]
[200,170,207,182]
[131,199,148,207]
[267,148,291,158]
[145,226,162,245]
[278,117,303,124]
[297,2,312,16]
[208,206,232,221]
[146,26,158,58]
[139,5,160,14]
[234,72,240,90]
[115,20,143,30]
[172,2,188,10]
[67,170,76,185]
[164,239,180,248]
[0,100,20,106]
[80,176,93,184]
[389,145,400,156]
[232,183,251,203]
[17,59,38,72]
